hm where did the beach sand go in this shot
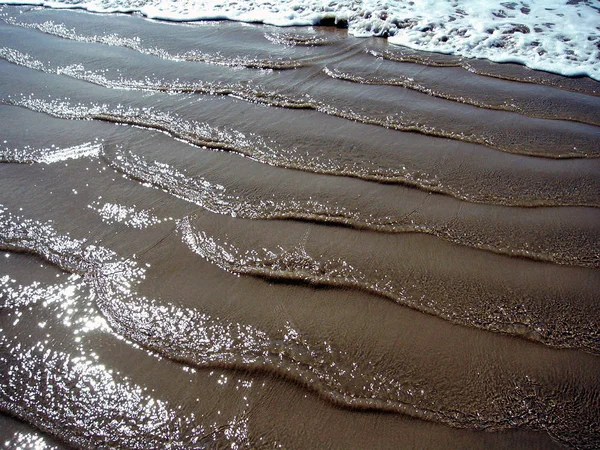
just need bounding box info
[0,5,599,448]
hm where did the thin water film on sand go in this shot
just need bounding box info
[0,3,599,449]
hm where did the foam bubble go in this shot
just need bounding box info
[1,0,599,79]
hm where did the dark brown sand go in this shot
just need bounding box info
[0,5,599,449]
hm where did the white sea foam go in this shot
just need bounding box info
[1,0,599,80]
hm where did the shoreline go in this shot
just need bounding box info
[0,5,599,449]
[2,0,600,80]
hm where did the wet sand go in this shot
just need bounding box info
[0,5,599,449]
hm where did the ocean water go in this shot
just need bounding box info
[0,2,599,449]
[0,0,599,79]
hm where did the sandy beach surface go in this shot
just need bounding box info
[0,4,599,449]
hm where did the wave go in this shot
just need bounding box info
[106,149,600,270]
[6,96,288,156]
[1,205,598,448]
[1,16,305,69]
[0,47,315,108]
[177,216,600,355]
[0,339,250,448]
[367,48,600,97]
[105,147,359,222]
[0,206,144,282]
[323,66,600,126]
[1,0,599,81]
[0,94,459,206]
[1,6,599,449]
[4,40,599,159]
[3,97,598,268]
[0,209,249,448]
[5,91,600,208]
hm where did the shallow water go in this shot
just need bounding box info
[0,5,599,449]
